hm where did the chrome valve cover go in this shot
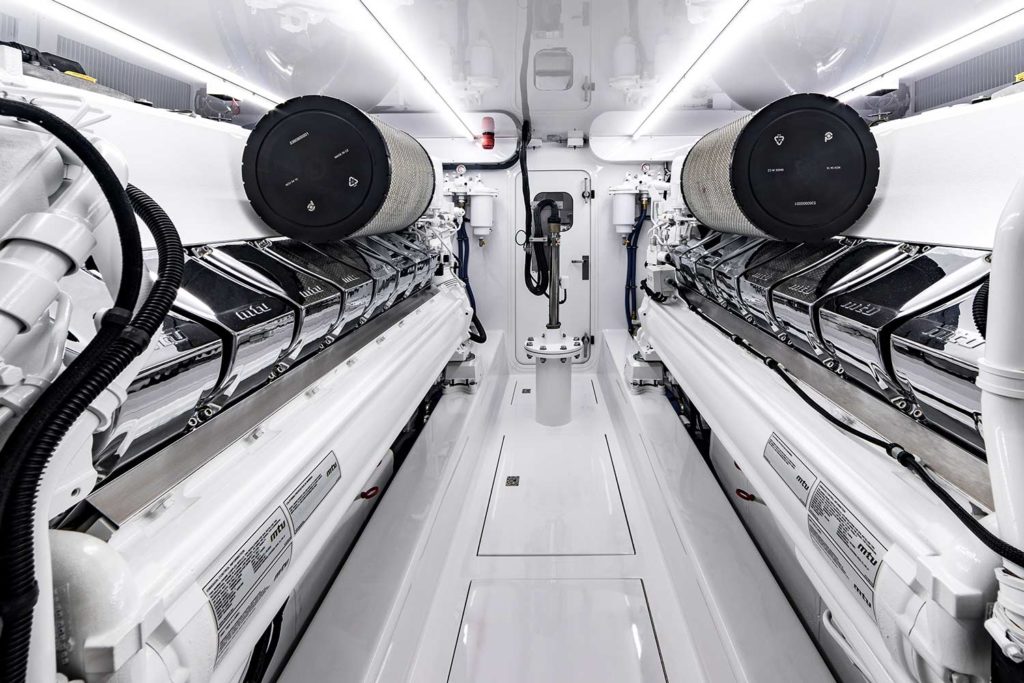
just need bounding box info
[769,242,914,363]
[349,236,419,304]
[192,242,344,372]
[260,239,374,333]
[171,255,296,418]
[890,274,990,454]
[95,310,224,476]
[312,241,399,319]
[737,241,845,334]
[668,227,992,458]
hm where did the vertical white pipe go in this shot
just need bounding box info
[979,176,1024,554]
[979,176,1024,663]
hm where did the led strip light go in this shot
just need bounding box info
[632,0,1024,139]
[830,3,1024,100]
[357,1,477,140]
[48,0,285,108]
[44,0,477,140]
[630,0,751,140]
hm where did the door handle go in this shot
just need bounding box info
[571,255,590,281]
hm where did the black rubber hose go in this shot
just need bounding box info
[973,278,989,339]
[125,185,185,336]
[456,216,476,310]
[454,214,486,344]
[625,209,647,334]
[469,311,488,344]
[519,120,549,298]
[0,98,147,681]
[761,356,1024,568]
[640,279,667,304]
[524,193,555,298]
[0,176,182,681]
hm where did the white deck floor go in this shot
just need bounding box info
[280,334,833,683]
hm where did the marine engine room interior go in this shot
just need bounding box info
[2,1,1024,682]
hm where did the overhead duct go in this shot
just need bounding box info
[242,96,435,241]
[680,93,879,242]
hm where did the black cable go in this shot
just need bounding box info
[524,192,555,298]
[0,180,182,680]
[625,208,647,334]
[760,357,1024,568]
[455,214,476,310]
[762,357,890,449]
[0,98,147,681]
[640,279,667,304]
[454,212,486,344]
[895,448,1024,568]
[469,311,487,344]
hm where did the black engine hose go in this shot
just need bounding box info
[625,208,648,334]
[456,215,476,310]
[973,278,989,339]
[519,120,549,298]
[0,178,182,680]
[455,215,487,344]
[0,98,145,682]
[525,198,559,298]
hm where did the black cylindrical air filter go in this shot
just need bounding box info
[242,96,435,241]
[681,93,879,242]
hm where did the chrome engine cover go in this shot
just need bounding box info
[90,230,438,481]
[669,231,991,458]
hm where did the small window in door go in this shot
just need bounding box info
[534,48,574,91]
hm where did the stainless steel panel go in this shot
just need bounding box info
[86,290,437,527]
[169,255,295,418]
[95,310,224,478]
[891,277,989,454]
[770,243,914,362]
[195,242,344,367]
[313,241,399,318]
[818,248,987,426]
[259,239,374,333]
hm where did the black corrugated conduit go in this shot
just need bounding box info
[455,211,486,344]
[0,98,182,683]
[625,208,648,335]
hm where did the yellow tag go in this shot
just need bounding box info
[64,71,97,83]
[1015,71,1024,84]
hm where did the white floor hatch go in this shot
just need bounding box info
[281,334,833,683]
[449,579,665,683]
[478,379,633,556]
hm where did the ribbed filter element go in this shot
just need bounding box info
[242,96,435,241]
[349,115,434,237]
[681,93,879,242]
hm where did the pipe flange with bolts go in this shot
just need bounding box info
[524,332,582,428]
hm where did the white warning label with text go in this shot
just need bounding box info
[808,482,886,584]
[203,507,292,660]
[809,518,875,616]
[763,433,818,506]
[285,451,342,533]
